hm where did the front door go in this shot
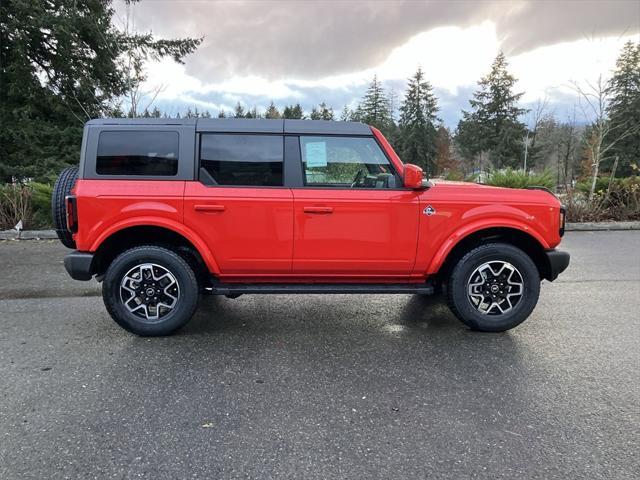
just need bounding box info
[183,133,293,275]
[291,135,420,275]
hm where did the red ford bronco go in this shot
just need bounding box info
[53,118,569,336]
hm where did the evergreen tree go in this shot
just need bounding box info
[340,105,352,121]
[358,75,392,131]
[218,110,227,118]
[309,102,334,120]
[456,52,527,170]
[318,102,334,120]
[309,107,321,120]
[245,107,259,119]
[233,102,246,118]
[283,104,304,119]
[264,101,281,119]
[398,67,439,173]
[0,0,201,182]
[605,41,640,176]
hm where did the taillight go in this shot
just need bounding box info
[559,206,566,237]
[66,195,78,233]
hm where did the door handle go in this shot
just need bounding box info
[303,206,333,214]
[194,204,225,213]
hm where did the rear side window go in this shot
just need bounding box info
[199,134,283,186]
[96,131,179,176]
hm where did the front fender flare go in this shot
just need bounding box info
[426,218,550,275]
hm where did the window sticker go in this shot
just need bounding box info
[305,142,327,167]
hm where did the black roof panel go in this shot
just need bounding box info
[86,118,371,135]
[284,119,370,135]
[86,118,196,126]
[197,118,283,133]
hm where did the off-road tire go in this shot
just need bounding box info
[447,243,540,332]
[51,165,78,249]
[102,245,199,336]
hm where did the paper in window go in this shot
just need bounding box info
[305,142,327,167]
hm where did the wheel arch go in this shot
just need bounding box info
[90,223,219,284]
[433,226,552,283]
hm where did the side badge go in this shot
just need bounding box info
[423,205,436,216]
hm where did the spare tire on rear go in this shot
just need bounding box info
[51,165,78,249]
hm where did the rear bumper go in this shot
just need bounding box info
[544,249,570,281]
[64,251,94,281]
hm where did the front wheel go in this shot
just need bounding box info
[446,243,540,332]
[102,246,199,336]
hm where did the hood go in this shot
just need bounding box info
[429,179,560,206]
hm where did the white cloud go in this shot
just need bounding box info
[141,20,636,126]
[511,35,637,103]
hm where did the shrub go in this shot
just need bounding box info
[30,182,53,228]
[0,182,54,230]
[485,168,555,190]
[0,184,32,230]
[563,176,640,222]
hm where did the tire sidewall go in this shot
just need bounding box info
[52,166,78,249]
[103,247,198,336]
[450,244,540,332]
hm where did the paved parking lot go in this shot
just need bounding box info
[1,231,638,479]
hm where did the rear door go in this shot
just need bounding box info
[183,133,293,275]
[290,135,421,275]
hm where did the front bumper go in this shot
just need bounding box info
[544,249,570,281]
[64,251,95,281]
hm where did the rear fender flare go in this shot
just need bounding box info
[89,217,221,275]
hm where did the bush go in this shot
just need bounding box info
[0,184,32,230]
[563,176,640,222]
[485,168,555,190]
[30,182,53,228]
[0,182,54,230]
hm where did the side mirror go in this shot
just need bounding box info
[403,164,425,189]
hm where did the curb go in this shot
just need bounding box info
[0,230,58,240]
[2,222,639,241]
[565,221,640,231]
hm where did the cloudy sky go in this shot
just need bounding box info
[116,0,640,127]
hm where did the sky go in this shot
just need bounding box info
[115,0,640,127]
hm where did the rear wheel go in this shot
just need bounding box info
[446,243,540,332]
[102,245,199,336]
[51,165,78,249]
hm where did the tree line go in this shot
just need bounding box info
[1,0,638,194]
[171,43,639,193]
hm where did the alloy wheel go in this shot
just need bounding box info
[120,263,180,322]
[466,261,524,315]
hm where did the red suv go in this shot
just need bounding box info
[53,118,569,336]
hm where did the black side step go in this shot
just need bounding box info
[208,282,434,295]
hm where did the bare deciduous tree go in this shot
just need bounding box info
[570,75,639,200]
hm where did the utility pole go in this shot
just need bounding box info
[523,131,530,173]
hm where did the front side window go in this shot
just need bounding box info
[200,134,283,186]
[299,136,396,188]
[96,131,179,176]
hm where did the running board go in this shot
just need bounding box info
[208,282,434,295]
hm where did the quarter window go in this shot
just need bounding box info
[96,131,179,176]
[200,134,283,187]
[299,136,396,188]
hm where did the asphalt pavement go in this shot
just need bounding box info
[1,232,638,479]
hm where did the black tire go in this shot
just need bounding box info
[446,243,540,332]
[51,165,78,249]
[102,246,199,336]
